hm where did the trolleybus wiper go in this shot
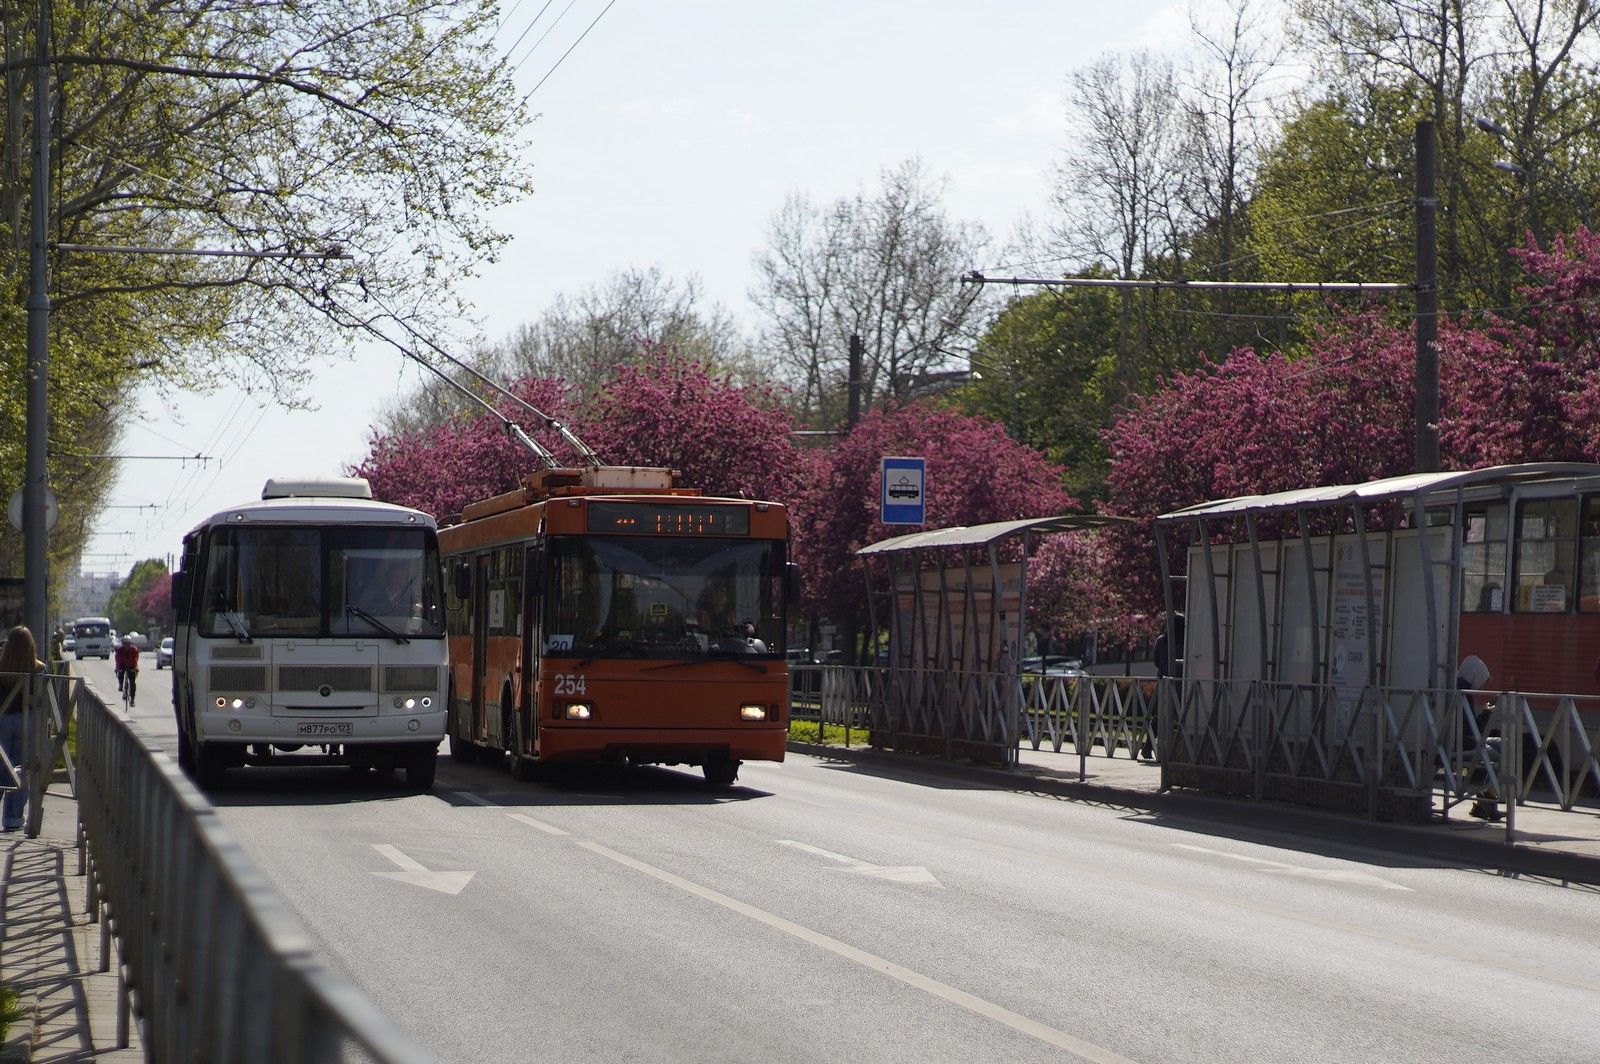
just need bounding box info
[344,604,410,644]
[211,591,252,643]
[643,652,767,674]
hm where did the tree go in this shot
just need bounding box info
[137,573,175,633]
[753,159,988,429]
[960,286,1122,500]
[354,377,574,519]
[793,404,1076,652]
[1095,226,1600,624]
[106,558,169,634]
[0,1,530,584]
[1051,51,1185,393]
[580,346,811,503]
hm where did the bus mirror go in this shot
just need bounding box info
[452,560,471,602]
[785,562,801,604]
[172,572,191,622]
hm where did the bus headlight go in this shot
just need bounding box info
[739,704,769,721]
[563,702,593,720]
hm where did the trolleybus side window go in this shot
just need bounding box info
[1462,502,1508,612]
[1580,496,1600,613]
[1513,497,1577,613]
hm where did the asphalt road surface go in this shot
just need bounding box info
[77,656,1600,1063]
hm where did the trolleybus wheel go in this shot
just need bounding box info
[703,756,739,790]
[504,690,537,782]
[406,746,438,791]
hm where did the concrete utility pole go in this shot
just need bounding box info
[23,0,52,639]
[1414,119,1440,473]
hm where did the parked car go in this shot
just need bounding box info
[156,637,174,669]
[786,648,820,665]
[62,635,76,654]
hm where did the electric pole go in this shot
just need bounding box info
[23,0,52,639]
[1414,119,1440,473]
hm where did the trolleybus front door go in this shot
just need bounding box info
[521,544,542,750]
[472,553,490,742]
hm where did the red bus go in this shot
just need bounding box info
[437,466,796,787]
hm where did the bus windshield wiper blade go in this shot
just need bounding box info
[643,653,767,674]
[212,592,252,643]
[345,604,410,644]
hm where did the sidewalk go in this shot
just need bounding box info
[788,739,1600,888]
[1,781,142,1063]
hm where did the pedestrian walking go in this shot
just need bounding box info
[0,625,46,832]
[1143,612,1184,760]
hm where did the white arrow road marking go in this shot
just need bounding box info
[1173,843,1414,892]
[369,844,476,895]
[779,839,942,887]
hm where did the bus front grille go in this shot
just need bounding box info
[278,666,375,692]
[209,665,267,691]
[383,666,438,692]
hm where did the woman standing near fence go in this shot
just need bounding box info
[0,625,45,831]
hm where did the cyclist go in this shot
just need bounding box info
[114,635,140,708]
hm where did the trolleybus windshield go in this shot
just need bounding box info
[199,526,444,639]
[545,536,784,660]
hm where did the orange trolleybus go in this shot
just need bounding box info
[437,465,796,788]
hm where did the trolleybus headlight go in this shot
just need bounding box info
[564,702,593,720]
[739,704,769,721]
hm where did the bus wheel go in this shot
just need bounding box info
[196,742,228,790]
[407,747,438,791]
[505,692,536,782]
[703,756,740,790]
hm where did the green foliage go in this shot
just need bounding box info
[105,558,168,634]
[0,0,530,594]
[0,982,26,1044]
[962,288,1121,500]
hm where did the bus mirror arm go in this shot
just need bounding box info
[172,572,191,623]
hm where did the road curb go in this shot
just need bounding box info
[785,740,1600,887]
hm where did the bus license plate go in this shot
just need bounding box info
[297,722,352,737]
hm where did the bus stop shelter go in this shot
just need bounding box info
[1152,462,1600,818]
[855,514,1129,766]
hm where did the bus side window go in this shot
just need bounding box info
[1513,497,1577,612]
[1462,503,1507,612]
[1580,496,1600,612]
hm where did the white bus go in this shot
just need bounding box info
[169,476,448,790]
[72,615,114,659]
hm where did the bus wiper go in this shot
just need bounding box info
[643,653,767,674]
[345,604,410,644]
[577,636,646,668]
[212,591,252,643]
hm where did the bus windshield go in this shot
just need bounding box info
[545,536,784,660]
[200,526,444,639]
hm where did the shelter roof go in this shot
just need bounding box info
[856,514,1130,557]
[1156,462,1600,524]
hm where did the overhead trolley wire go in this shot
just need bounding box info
[522,0,619,99]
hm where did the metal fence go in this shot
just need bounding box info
[788,666,1600,836]
[15,674,438,1063]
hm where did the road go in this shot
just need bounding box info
[75,655,1600,1063]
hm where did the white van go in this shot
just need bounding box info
[73,616,113,659]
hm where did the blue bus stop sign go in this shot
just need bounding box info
[880,456,926,525]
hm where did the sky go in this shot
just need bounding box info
[95,0,1207,573]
